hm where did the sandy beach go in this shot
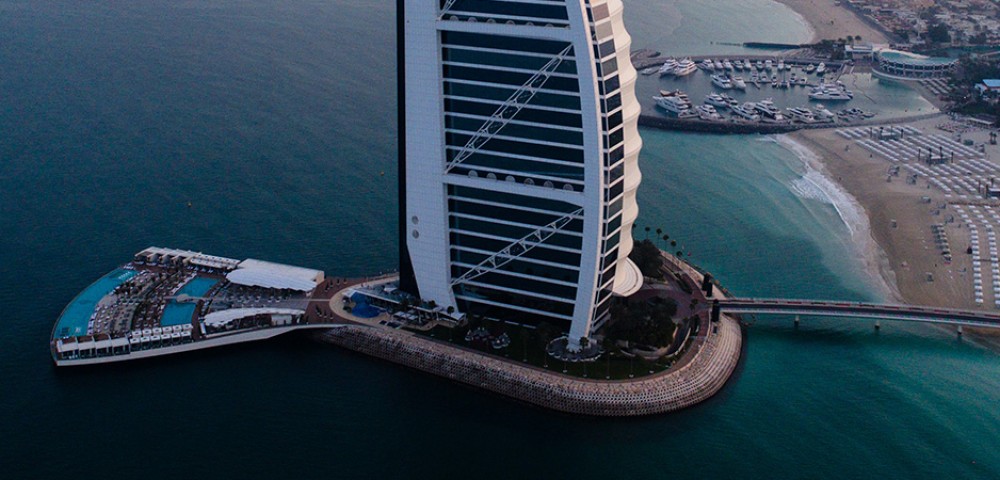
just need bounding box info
[776,0,889,44]
[790,116,1000,344]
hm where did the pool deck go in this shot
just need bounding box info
[50,247,369,366]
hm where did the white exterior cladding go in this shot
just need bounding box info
[402,0,642,347]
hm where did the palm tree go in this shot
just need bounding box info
[644,226,651,239]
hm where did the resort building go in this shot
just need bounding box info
[872,49,957,80]
[397,0,643,349]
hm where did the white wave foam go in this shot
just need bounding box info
[774,134,901,301]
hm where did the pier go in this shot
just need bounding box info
[715,298,1000,329]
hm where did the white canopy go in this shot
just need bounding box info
[203,308,304,327]
[225,259,324,292]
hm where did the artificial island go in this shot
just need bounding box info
[50,0,1000,416]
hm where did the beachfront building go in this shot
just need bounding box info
[397,0,643,350]
[872,49,957,80]
[976,79,1000,102]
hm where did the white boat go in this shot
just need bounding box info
[777,60,785,71]
[732,103,761,121]
[654,94,693,114]
[732,76,747,90]
[640,66,660,75]
[678,109,700,119]
[809,83,853,101]
[711,74,733,89]
[723,60,734,71]
[705,93,730,108]
[696,105,724,121]
[672,58,698,76]
[745,59,753,71]
[755,60,764,70]
[816,62,827,75]
[804,64,816,74]
[796,77,808,86]
[658,58,679,76]
[722,93,740,109]
[813,104,836,122]
[771,74,778,82]
[734,60,744,70]
[764,59,773,71]
[786,107,817,124]
[699,59,715,70]
[714,60,725,70]
[659,89,690,102]
[754,99,785,122]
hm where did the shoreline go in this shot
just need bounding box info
[787,116,1000,349]
[773,134,903,303]
[315,313,743,416]
[773,0,889,44]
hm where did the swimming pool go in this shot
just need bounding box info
[53,269,136,339]
[161,277,219,326]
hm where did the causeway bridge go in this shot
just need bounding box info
[714,298,1000,330]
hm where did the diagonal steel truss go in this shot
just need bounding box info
[444,44,574,173]
[451,207,583,286]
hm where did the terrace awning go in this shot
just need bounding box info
[203,308,304,327]
[226,259,324,292]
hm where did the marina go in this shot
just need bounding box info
[632,51,891,133]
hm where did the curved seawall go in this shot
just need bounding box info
[317,314,742,417]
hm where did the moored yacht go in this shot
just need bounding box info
[764,59,773,71]
[732,102,761,121]
[786,107,817,124]
[699,58,715,71]
[813,104,836,122]
[734,59,744,71]
[816,62,827,75]
[723,59,734,71]
[711,74,733,89]
[696,104,724,121]
[659,89,690,102]
[714,60,725,70]
[722,93,740,109]
[654,94,693,114]
[754,99,785,122]
[809,82,853,101]
[704,93,730,108]
[658,58,679,76]
[804,63,816,74]
[672,58,698,77]
[731,76,747,90]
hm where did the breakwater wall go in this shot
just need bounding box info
[637,111,945,135]
[317,315,742,417]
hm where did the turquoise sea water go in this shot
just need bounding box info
[2,1,999,478]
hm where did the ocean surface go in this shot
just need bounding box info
[1,1,998,478]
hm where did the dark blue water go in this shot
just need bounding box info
[2,1,999,478]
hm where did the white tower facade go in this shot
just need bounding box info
[399,0,643,348]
